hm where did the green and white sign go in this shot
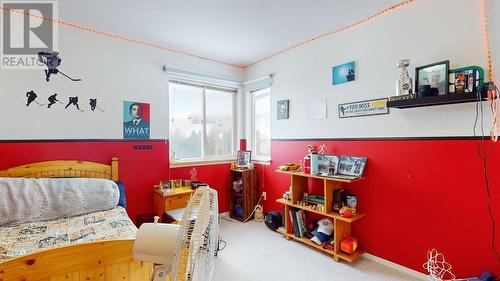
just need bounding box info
[338,98,388,118]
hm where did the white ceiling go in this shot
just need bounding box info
[59,0,403,67]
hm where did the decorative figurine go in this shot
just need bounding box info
[318,144,327,155]
[254,205,264,222]
[397,59,413,95]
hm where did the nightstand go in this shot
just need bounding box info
[153,187,194,218]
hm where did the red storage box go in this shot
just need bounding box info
[340,237,358,254]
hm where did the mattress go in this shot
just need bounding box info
[0,207,136,263]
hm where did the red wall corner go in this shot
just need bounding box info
[260,139,499,278]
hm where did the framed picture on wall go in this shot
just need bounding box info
[123,101,150,139]
[332,61,356,85]
[277,100,289,120]
[415,60,449,97]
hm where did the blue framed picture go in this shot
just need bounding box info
[332,61,356,85]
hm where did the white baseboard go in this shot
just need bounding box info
[219,211,230,218]
[362,253,428,280]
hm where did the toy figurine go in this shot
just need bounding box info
[254,205,264,222]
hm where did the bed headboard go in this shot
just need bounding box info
[0,157,119,181]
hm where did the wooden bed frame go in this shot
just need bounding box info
[0,157,153,281]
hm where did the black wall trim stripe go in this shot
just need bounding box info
[271,136,489,141]
[0,139,169,143]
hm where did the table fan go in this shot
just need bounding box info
[133,186,219,281]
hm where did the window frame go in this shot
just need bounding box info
[250,87,271,162]
[169,79,237,164]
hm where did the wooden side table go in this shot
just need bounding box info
[153,187,194,218]
[229,168,258,222]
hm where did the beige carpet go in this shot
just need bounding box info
[213,217,422,281]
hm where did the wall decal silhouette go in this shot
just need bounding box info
[89,98,105,112]
[38,52,82,82]
[26,90,45,106]
[65,96,83,112]
[47,93,62,108]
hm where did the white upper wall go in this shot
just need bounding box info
[0,24,243,140]
[245,0,490,139]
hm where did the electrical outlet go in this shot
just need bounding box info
[262,192,267,200]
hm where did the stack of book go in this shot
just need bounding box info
[289,209,308,238]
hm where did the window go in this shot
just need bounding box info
[169,81,236,162]
[252,87,271,161]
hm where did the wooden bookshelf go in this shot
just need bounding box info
[276,170,365,263]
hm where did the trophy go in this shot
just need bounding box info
[397,59,413,95]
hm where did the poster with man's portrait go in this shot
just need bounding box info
[123,101,150,139]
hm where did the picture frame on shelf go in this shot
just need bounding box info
[337,156,367,177]
[314,154,340,177]
[415,60,449,97]
[237,150,252,168]
[448,66,484,94]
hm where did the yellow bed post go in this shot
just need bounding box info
[111,157,119,181]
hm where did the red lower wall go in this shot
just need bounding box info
[258,139,499,278]
[0,140,169,223]
[2,138,497,277]
[170,163,231,213]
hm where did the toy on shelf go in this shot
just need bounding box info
[340,237,358,255]
[339,206,354,218]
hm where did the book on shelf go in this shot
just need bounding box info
[299,210,308,236]
[296,210,304,237]
[295,210,308,238]
[289,209,300,237]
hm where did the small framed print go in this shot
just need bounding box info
[237,150,251,168]
[277,100,289,120]
[332,61,356,85]
[449,66,484,94]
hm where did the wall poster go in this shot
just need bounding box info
[338,98,388,118]
[123,101,150,139]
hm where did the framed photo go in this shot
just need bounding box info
[277,100,289,120]
[237,150,251,168]
[315,154,340,177]
[449,66,484,94]
[332,61,356,85]
[415,60,449,97]
[337,156,367,177]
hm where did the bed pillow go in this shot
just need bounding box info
[115,181,127,208]
[0,177,119,226]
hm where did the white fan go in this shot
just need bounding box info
[133,186,219,281]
